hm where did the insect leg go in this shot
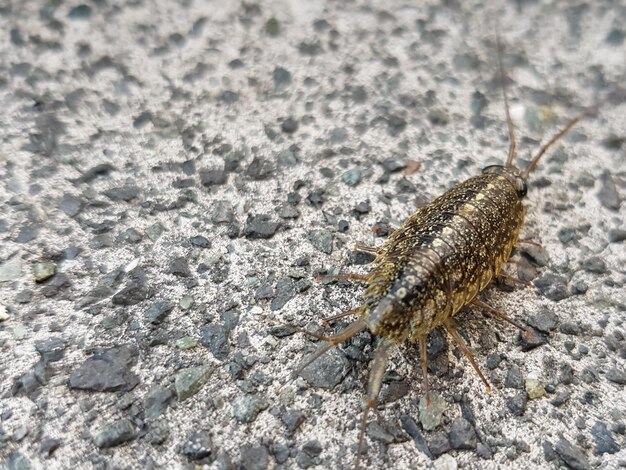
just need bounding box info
[516,239,543,249]
[471,298,531,337]
[316,272,369,283]
[321,306,363,327]
[355,338,393,470]
[496,272,534,288]
[291,318,368,380]
[353,243,382,255]
[443,318,491,392]
[418,335,431,407]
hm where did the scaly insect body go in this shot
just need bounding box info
[364,171,526,341]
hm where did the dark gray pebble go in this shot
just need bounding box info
[559,322,581,336]
[244,214,280,239]
[58,194,83,217]
[245,157,274,180]
[69,345,139,392]
[34,337,66,364]
[68,5,91,19]
[94,419,137,448]
[143,386,174,420]
[559,363,575,385]
[124,228,143,243]
[449,417,477,449]
[270,443,290,464]
[168,257,191,277]
[146,419,169,445]
[581,256,607,274]
[271,278,295,311]
[476,443,493,459]
[200,324,231,360]
[273,67,291,92]
[543,440,558,461]
[281,409,306,434]
[190,235,210,248]
[299,348,348,389]
[485,353,502,370]
[145,300,175,324]
[3,451,32,470]
[591,421,619,455]
[211,201,235,224]
[267,325,297,339]
[354,200,370,214]
[182,430,213,460]
[102,185,139,202]
[281,117,299,134]
[254,284,275,300]
[199,169,227,187]
[348,250,376,265]
[554,438,590,470]
[240,445,269,470]
[386,113,407,136]
[112,282,150,306]
[428,431,451,457]
[298,440,322,468]
[307,229,333,254]
[505,366,524,389]
[608,229,626,243]
[597,170,622,211]
[551,390,571,407]
[606,366,626,385]
[39,437,61,456]
[306,190,325,208]
[519,328,548,351]
[381,157,406,173]
[232,395,269,423]
[506,392,527,416]
[400,415,431,457]
[528,310,558,333]
[15,225,38,243]
[220,90,239,103]
[534,273,570,301]
[366,421,396,444]
[72,163,115,184]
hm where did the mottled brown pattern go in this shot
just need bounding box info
[363,172,525,340]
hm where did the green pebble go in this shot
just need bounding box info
[33,262,56,282]
[341,168,362,187]
[179,296,194,310]
[175,365,214,401]
[419,393,447,431]
[525,378,546,399]
[175,337,198,350]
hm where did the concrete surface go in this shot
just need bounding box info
[0,0,625,469]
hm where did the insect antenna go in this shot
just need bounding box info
[495,30,590,176]
[495,31,517,168]
[522,111,589,179]
[355,338,393,470]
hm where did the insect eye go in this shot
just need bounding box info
[517,178,528,197]
[482,165,504,174]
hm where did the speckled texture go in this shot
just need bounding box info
[0,1,625,469]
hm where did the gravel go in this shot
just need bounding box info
[68,345,140,392]
[0,1,624,469]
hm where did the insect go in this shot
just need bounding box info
[290,36,591,469]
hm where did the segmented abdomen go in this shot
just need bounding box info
[363,173,525,340]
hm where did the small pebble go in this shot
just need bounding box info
[33,262,56,282]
